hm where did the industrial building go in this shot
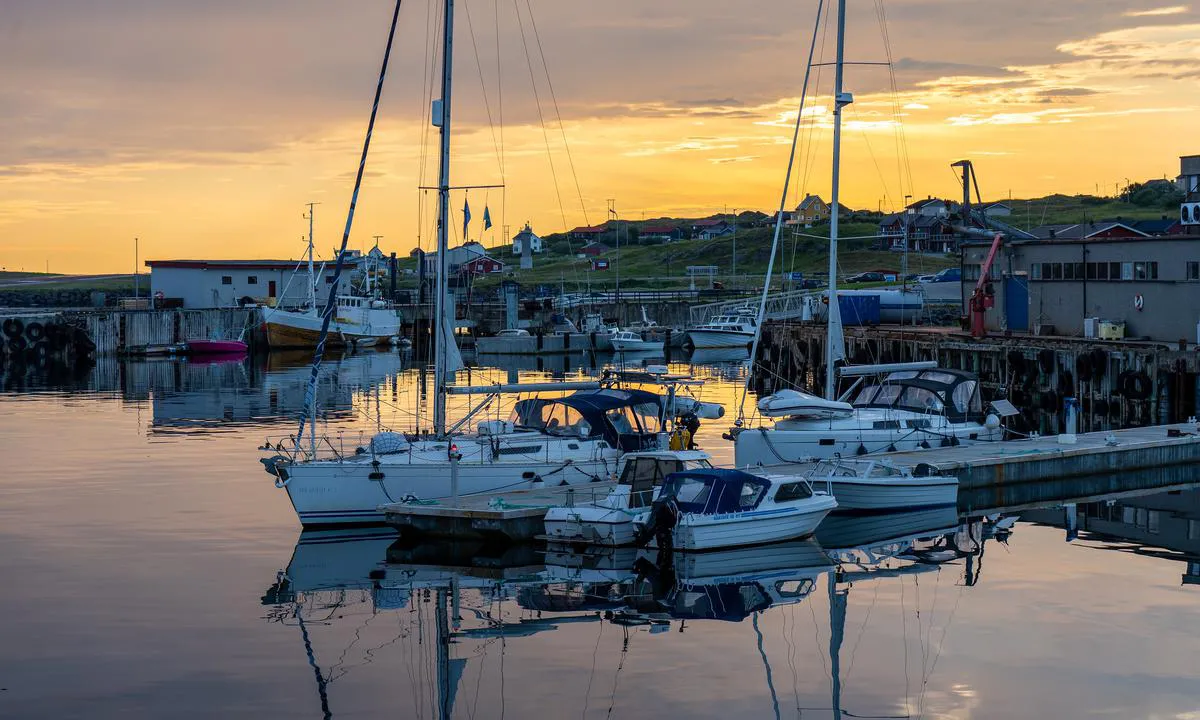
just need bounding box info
[146,259,342,309]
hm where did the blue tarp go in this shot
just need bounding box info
[838,293,881,326]
[661,468,770,515]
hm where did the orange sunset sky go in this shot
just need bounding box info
[1,0,1198,273]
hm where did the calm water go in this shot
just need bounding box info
[2,349,1200,719]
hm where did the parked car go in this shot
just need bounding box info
[844,271,885,283]
[922,267,961,283]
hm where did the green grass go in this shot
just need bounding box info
[999,195,1178,227]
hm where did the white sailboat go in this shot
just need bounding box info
[731,0,1002,469]
[264,207,401,349]
[261,0,671,525]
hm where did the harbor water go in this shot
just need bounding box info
[2,349,1199,719]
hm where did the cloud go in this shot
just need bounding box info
[1123,5,1189,16]
[709,156,757,164]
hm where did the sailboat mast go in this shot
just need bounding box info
[433,0,456,436]
[824,0,849,400]
[306,203,317,312]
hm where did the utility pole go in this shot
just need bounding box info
[607,198,619,309]
[134,237,139,300]
[731,208,738,288]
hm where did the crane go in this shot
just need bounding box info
[967,232,1004,338]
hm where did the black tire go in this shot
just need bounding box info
[7,335,27,353]
[26,342,49,367]
[2,318,23,339]
[1075,354,1092,382]
[1090,349,1108,379]
[1122,371,1152,401]
[1037,349,1055,374]
[24,321,45,341]
[46,325,68,351]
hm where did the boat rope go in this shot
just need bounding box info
[295,0,403,453]
[752,612,782,720]
[736,0,825,427]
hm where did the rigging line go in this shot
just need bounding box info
[512,0,569,234]
[807,591,831,682]
[523,0,590,227]
[900,572,911,714]
[848,104,895,211]
[753,612,782,720]
[735,0,826,424]
[840,576,882,694]
[296,0,403,451]
[463,0,505,174]
[799,2,833,202]
[418,0,443,252]
[875,0,913,197]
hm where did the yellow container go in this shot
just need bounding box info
[1098,320,1125,340]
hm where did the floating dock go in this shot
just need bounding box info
[382,482,617,542]
[840,422,1200,491]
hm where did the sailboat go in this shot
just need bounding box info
[263,207,401,349]
[730,0,1002,468]
[260,0,673,525]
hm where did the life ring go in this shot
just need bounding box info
[1133,294,1144,311]
[25,321,44,341]
[2,318,23,339]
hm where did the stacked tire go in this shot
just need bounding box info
[2,318,58,368]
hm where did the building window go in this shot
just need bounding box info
[1074,262,1084,279]
[1050,263,1063,280]
[1031,264,1042,280]
[1110,262,1121,279]
[1097,262,1109,280]
[1149,262,1158,280]
[1188,262,1200,280]
[1121,262,1134,281]
[247,275,258,285]
[221,276,232,285]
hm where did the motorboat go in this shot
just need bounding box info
[777,457,959,511]
[611,330,665,353]
[264,387,672,525]
[634,468,837,551]
[735,367,1003,465]
[542,450,712,546]
[496,328,530,337]
[687,315,756,349]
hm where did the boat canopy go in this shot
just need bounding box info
[660,468,771,515]
[850,368,984,422]
[757,388,853,419]
[509,388,665,449]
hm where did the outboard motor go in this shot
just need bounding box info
[634,494,680,550]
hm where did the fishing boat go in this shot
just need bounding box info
[634,468,837,551]
[610,330,665,353]
[686,314,756,349]
[542,449,712,546]
[263,207,400,349]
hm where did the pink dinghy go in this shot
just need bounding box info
[185,339,248,355]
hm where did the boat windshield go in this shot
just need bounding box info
[508,400,593,437]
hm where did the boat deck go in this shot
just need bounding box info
[382,482,617,542]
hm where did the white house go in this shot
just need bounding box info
[422,241,487,275]
[512,223,543,254]
[146,259,344,309]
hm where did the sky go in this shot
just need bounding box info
[1,0,1198,273]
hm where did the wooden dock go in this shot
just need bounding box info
[382,482,617,542]
[871,422,1200,489]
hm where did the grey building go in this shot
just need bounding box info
[146,259,343,309]
[960,235,1200,341]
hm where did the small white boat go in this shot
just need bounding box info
[611,330,665,353]
[542,450,712,546]
[756,388,852,420]
[782,458,958,511]
[634,468,837,551]
[496,328,530,337]
[687,315,756,349]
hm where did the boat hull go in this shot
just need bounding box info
[279,456,618,526]
[611,338,665,352]
[186,339,247,355]
[822,475,958,511]
[687,329,753,349]
[265,309,399,349]
[734,424,1000,465]
[650,496,837,551]
[543,506,639,546]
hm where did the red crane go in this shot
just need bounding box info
[967,232,1004,338]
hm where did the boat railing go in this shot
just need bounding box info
[259,433,356,462]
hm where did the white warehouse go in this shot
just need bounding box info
[145,259,345,309]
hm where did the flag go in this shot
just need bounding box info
[462,197,471,239]
[483,205,493,231]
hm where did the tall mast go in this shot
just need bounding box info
[433,0,456,436]
[825,0,849,400]
[305,202,317,312]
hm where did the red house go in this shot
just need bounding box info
[579,242,610,256]
[591,259,610,271]
[569,225,605,242]
[459,255,505,276]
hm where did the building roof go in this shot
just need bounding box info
[1131,218,1180,234]
[796,194,827,211]
[692,218,729,227]
[146,259,312,270]
[569,225,605,234]
[982,202,1012,210]
[908,198,946,211]
[641,224,679,234]
[1028,221,1149,240]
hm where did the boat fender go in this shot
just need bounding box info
[856,443,868,456]
[2,318,23,339]
[949,436,960,447]
[369,459,384,481]
[24,321,45,342]
[940,437,952,448]
[919,440,931,449]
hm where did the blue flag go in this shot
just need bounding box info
[462,198,471,239]
[483,205,492,231]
